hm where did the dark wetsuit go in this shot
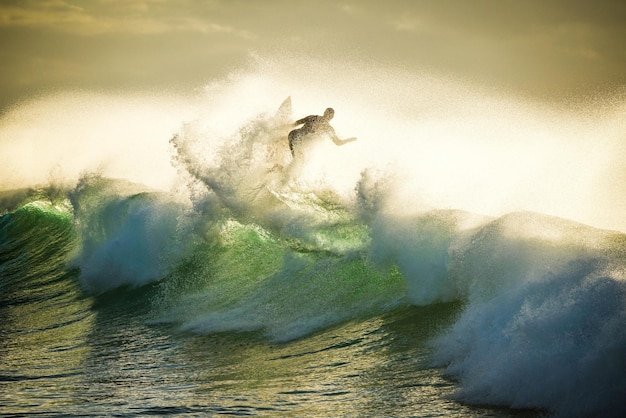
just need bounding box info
[288,115,338,156]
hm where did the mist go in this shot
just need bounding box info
[1,56,624,232]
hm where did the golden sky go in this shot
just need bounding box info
[1,0,625,112]
[0,1,625,232]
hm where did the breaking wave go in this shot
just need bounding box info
[2,60,625,417]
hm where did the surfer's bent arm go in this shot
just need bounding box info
[294,115,316,126]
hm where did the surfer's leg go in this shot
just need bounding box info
[288,130,299,157]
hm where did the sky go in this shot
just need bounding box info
[1,0,625,112]
[0,0,625,232]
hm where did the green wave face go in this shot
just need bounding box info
[154,218,407,342]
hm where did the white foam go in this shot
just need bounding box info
[68,176,195,294]
[431,213,626,417]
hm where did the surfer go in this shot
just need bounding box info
[288,108,356,157]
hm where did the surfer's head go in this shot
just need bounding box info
[323,108,335,120]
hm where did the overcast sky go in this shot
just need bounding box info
[1,0,625,112]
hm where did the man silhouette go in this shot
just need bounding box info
[288,108,356,157]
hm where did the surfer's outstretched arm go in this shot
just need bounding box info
[329,133,357,146]
[323,125,354,146]
[340,137,357,145]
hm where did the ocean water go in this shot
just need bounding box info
[1,66,626,417]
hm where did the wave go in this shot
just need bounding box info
[67,175,194,294]
[2,89,625,417]
[431,212,626,417]
[0,199,75,307]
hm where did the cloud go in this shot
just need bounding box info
[0,0,88,28]
[0,0,254,38]
[0,0,623,110]
[390,14,427,32]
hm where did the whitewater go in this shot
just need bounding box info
[1,57,625,417]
